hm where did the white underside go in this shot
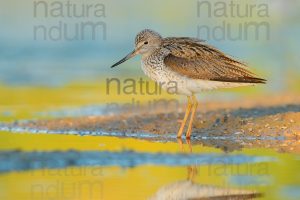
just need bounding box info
[141,61,255,96]
[188,79,254,92]
[168,76,254,96]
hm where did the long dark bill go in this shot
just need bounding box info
[110,50,136,68]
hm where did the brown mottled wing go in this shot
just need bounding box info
[163,37,266,83]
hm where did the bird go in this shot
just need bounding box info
[111,29,266,139]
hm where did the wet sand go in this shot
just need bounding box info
[2,94,300,153]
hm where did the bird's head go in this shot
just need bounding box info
[111,29,162,68]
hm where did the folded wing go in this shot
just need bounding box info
[163,37,266,83]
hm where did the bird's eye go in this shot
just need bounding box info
[144,41,148,45]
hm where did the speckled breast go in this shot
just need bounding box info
[141,49,190,95]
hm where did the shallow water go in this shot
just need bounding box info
[0,130,299,200]
[0,86,299,200]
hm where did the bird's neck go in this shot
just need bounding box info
[141,47,161,60]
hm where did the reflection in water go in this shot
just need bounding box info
[150,139,262,200]
[0,133,298,199]
[178,139,198,183]
[1,131,298,199]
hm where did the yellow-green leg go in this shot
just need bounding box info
[186,95,198,139]
[177,96,193,138]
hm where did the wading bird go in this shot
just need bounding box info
[111,29,266,139]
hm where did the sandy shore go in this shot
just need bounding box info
[2,93,300,153]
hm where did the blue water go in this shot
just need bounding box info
[0,150,275,173]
